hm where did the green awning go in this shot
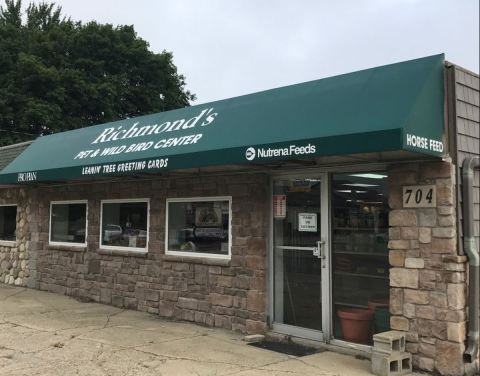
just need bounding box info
[0,54,445,184]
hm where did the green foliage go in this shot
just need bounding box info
[0,0,195,146]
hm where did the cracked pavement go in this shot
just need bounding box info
[0,285,423,375]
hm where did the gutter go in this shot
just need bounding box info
[463,156,480,363]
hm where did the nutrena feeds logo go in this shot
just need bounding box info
[245,147,256,161]
[245,144,316,161]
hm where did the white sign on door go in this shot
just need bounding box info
[298,213,317,232]
[273,195,286,219]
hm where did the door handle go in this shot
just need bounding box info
[317,240,327,268]
[313,240,326,259]
[317,240,326,259]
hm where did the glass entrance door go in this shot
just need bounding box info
[272,175,330,341]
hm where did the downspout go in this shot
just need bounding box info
[463,156,480,363]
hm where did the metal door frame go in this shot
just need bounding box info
[268,172,331,342]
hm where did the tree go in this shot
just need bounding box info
[0,0,195,146]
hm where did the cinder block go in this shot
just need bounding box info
[243,334,265,343]
[373,330,406,354]
[372,352,412,376]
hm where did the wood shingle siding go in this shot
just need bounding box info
[454,66,480,257]
[0,141,33,172]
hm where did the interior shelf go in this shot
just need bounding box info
[334,227,388,231]
[334,301,369,309]
[334,251,388,257]
[334,271,389,280]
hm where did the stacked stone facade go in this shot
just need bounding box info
[388,161,472,375]
[0,188,36,287]
[0,163,474,375]
[0,173,269,334]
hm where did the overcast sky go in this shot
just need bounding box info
[29,0,480,104]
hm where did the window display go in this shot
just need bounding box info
[331,172,390,344]
[0,205,17,241]
[166,198,231,258]
[101,200,149,250]
[50,201,87,244]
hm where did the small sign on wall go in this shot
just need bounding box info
[402,185,436,208]
[298,213,317,232]
[273,195,286,219]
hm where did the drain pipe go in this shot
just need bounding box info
[463,156,480,363]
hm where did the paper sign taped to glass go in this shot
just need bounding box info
[298,213,317,232]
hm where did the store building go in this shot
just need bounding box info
[0,54,478,375]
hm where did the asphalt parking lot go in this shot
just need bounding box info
[0,285,422,376]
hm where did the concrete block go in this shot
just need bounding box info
[243,334,265,343]
[373,331,406,354]
[372,351,412,376]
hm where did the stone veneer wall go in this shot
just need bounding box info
[0,188,37,287]
[27,173,269,334]
[2,163,476,374]
[388,161,473,376]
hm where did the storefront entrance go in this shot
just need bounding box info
[271,174,331,341]
[270,172,390,346]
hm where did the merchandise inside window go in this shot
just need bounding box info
[331,172,390,345]
[167,198,231,257]
[101,201,148,249]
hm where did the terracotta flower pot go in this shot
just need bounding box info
[337,308,374,344]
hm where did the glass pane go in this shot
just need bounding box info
[331,172,390,344]
[273,178,322,331]
[273,179,321,247]
[276,248,322,330]
[101,202,148,249]
[167,200,230,256]
[0,206,17,241]
[51,203,87,244]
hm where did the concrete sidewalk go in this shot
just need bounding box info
[0,285,423,376]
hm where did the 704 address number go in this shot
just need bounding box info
[402,185,436,208]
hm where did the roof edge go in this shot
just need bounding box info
[0,140,34,151]
[445,61,479,78]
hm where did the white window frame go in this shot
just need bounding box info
[165,196,232,260]
[0,204,17,245]
[100,198,150,253]
[49,200,88,247]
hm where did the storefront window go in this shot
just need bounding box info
[0,205,17,242]
[166,197,231,258]
[50,201,87,245]
[331,172,390,345]
[101,200,149,251]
